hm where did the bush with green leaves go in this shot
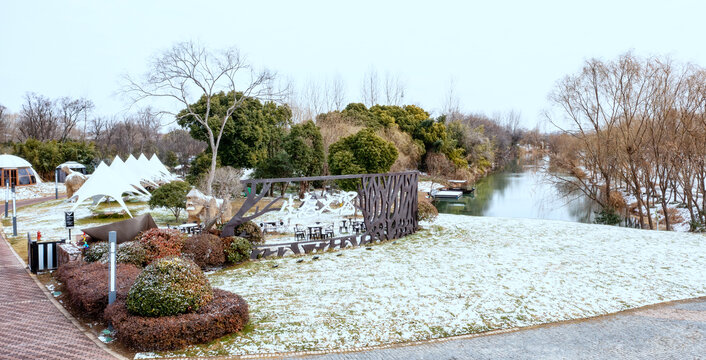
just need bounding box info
[148,181,191,221]
[126,257,213,317]
[328,128,398,190]
[84,242,109,263]
[224,237,252,264]
[234,221,264,244]
[111,241,148,267]
[594,208,621,225]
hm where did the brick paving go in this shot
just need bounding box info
[285,298,706,360]
[0,233,116,360]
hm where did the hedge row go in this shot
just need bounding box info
[55,261,141,316]
[105,289,249,351]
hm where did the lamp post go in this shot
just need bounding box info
[12,184,17,236]
[54,168,58,199]
[108,231,117,305]
[4,178,8,218]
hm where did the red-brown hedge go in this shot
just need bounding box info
[105,289,249,351]
[182,234,225,269]
[55,261,141,317]
[138,228,186,264]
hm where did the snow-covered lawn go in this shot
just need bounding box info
[0,182,66,201]
[2,197,177,242]
[143,214,706,358]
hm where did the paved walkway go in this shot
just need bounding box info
[285,298,706,360]
[0,233,117,360]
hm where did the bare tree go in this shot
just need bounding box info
[360,67,379,107]
[124,41,285,197]
[18,93,57,141]
[331,74,346,111]
[442,78,461,121]
[57,97,94,142]
[384,72,405,105]
[0,104,8,142]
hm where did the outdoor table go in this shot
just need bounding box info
[262,221,277,234]
[179,223,199,234]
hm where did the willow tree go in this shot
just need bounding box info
[124,41,286,196]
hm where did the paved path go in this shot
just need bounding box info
[286,298,706,360]
[0,233,117,360]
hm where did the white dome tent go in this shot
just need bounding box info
[146,153,176,182]
[70,161,148,217]
[0,154,42,186]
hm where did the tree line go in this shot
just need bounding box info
[548,53,706,231]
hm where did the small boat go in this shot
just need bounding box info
[431,190,463,199]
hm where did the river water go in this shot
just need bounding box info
[434,157,598,223]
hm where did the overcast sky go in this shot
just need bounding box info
[2,0,705,130]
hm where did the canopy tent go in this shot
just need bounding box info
[55,161,87,183]
[124,154,160,186]
[110,156,155,192]
[0,154,42,186]
[70,161,148,217]
[147,154,177,182]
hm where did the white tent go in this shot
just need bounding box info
[109,156,153,194]
[148,154,176,181]
[124,154,160,187]
[70,161,147,217]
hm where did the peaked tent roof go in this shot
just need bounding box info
[70,161,147,217]
[123,155,158,187]
[148,154,176,182]
[110,156,152,194]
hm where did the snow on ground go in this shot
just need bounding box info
[418,181,445,193]
[2,197,174,242]
[0,183,66,201]
[143,214,705,357]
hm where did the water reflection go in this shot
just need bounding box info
[434,158,598,223]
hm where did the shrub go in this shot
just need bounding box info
[148,181,191,221]
[138,228,186,264]
[83,242,109,263]
[418,198,439,222]
[105,289,249,351]
[595,208,621,225]
[99,241,147,267]
[126,257,213,317]
[224,237,252,264]
[55,261,141,317]
[234,221,264,244]
[182,234,225,269]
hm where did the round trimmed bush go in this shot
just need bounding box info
[84,242,109,263]
[182,234,225,269]
[234,221,264,244]
[127,257,213,317]
[138,228,186,264]
[99,241,147,267]
[418,198,439,222]
[224,237,252,264]
[116,241,148,267]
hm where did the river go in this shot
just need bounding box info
[434,157,598,223]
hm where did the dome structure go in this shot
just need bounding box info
[0,154,42,186]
